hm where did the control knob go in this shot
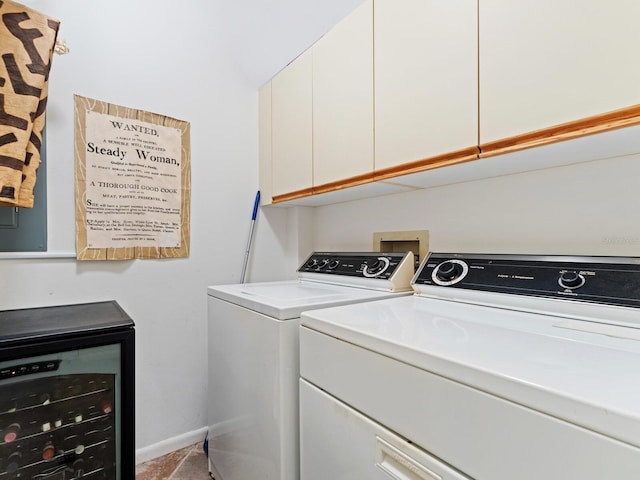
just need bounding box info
[432,260,468,285]
[436,261,463,281]
[318,259,330,268]
[558,271,585,290]
[328,260,340,270]
[306,259,318,268]
[362,257,390,277]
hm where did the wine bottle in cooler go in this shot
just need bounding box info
[0,397,17,414]
[100,397,114,415]
[6,450,22,474]
[41,440,56,461]
[3,423,20,443]
[72,457,85,478]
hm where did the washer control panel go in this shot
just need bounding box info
[298,252,408,280]
[414,253,640,308]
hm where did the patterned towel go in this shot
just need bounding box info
[0,0,59,207]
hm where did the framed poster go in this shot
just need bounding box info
[74,95,191,260]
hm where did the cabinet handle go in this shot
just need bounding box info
[375,436,441,480]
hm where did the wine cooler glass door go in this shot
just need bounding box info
[0,343,122,479]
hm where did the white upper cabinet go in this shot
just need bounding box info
[313,0,374,187]
[374,0,478,171]
[479,0,640,144]
[271,50,313,197]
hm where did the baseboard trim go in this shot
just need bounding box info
[135,426,208,465]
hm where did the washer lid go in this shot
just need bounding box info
[301,295,640,449]
[207,280,411,320]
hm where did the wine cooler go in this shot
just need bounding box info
[0,301,135,479]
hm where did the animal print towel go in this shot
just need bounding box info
[0,0,59,207]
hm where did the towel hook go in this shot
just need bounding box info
[54,39,69,55]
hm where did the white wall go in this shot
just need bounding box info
[312,154,640,257]
[2,0,368,462]
[1,0,296,462]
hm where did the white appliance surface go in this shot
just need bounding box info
[301,295,640,449]
[207,252,414,480]
[299,253,640,480]
[300,378,471,480]
[207,279,405,320]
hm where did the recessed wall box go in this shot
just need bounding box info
[373,230,429,271]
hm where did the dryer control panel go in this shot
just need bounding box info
[414,253,640,308]
[298,252,415,292]
[299,252,410,280]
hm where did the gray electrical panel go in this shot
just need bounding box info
[0,146,47,252]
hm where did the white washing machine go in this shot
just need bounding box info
[207,251,414,480]
[300,253,640,480]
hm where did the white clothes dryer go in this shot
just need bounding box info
[300,253,640,480]
[207,251,414,480]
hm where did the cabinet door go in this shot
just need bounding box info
[258,82,272,205]
[480,0,640,144]
[374,0,478,172]
[313,0,374,187]
[271,50,313,197]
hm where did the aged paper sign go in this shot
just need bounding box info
[75,96,190,260]
[84,111,182,248]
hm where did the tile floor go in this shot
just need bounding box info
[136,442,210,479]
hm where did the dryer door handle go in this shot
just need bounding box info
[375,436,442,480]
